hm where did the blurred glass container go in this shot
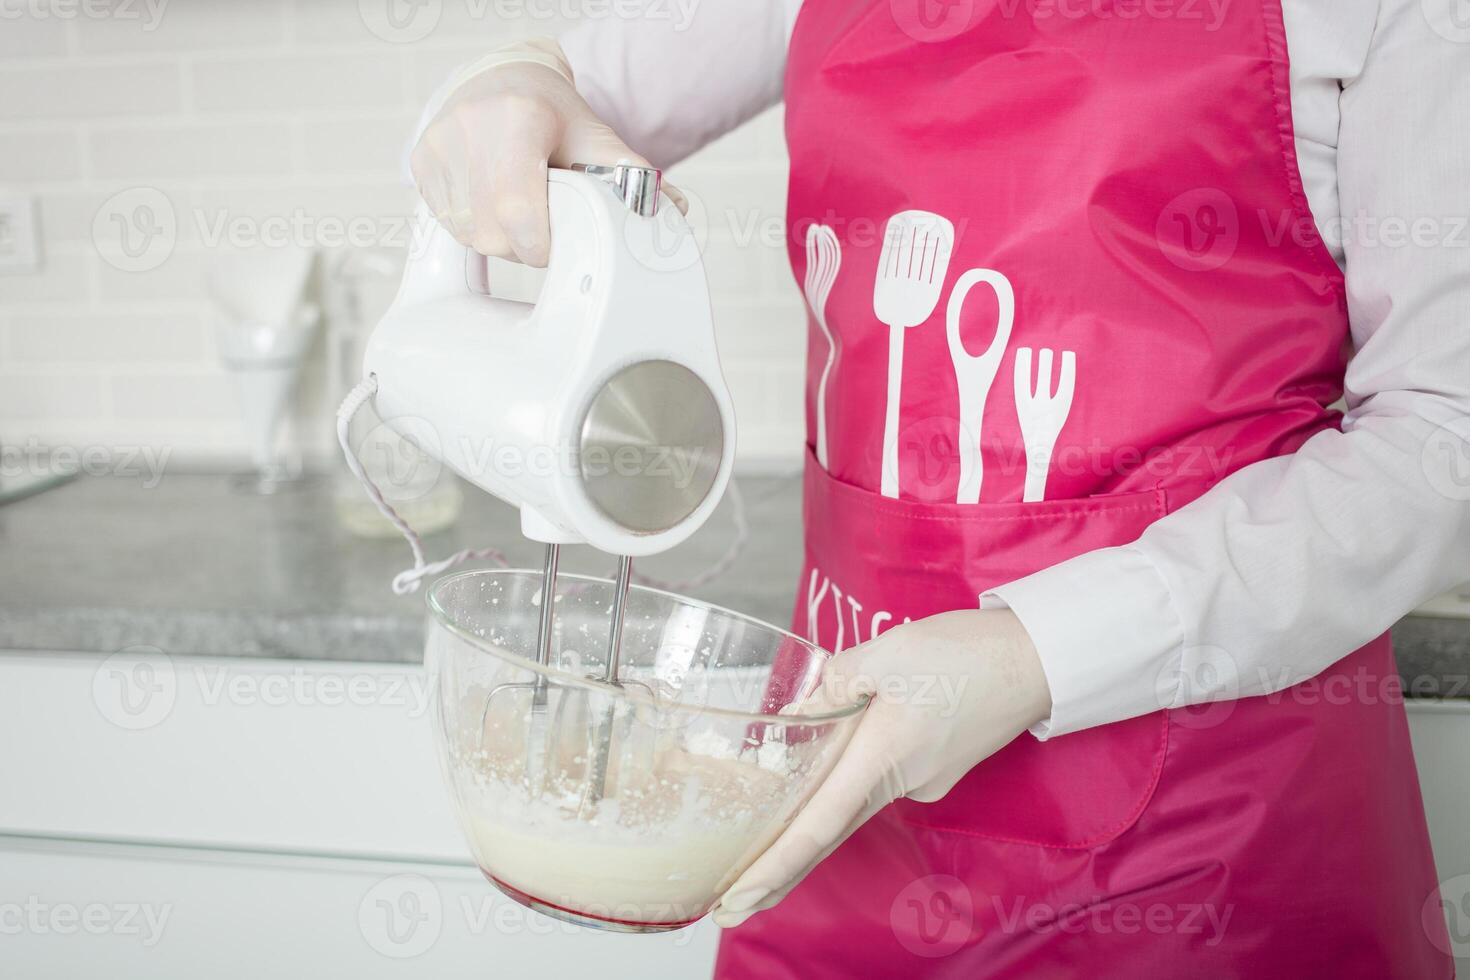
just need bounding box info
[326,247,462,537]
[216,304,318,494]
[207,245,319,495]
[427,569,867,932]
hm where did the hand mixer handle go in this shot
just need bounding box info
[395,200,482,308]
[395,164,662,309]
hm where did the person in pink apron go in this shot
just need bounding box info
[410,2,1469,974]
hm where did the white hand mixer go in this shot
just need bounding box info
[338,164,736,809]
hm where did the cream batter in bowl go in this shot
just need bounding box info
[426,569,868,933]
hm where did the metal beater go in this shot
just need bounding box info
[481,546,652,812]
[479,542,566,792]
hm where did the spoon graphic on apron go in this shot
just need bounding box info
[873,211,954,498]
[946,268,1015,504]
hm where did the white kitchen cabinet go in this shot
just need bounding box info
[0,837,719,979]
[1406,700,1470,972]
[0,650,719,978]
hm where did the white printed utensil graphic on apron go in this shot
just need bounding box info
[804,224,842,470]
[946,268,1015,504]
[873,211,955,498]
[1013,347,1077,502]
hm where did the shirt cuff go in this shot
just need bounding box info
[985,545,1185,739]
[403,38,573,183]
[444,36,574,92]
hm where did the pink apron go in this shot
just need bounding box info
[714,1,1451,976]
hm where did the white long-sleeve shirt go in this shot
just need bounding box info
[453,0,1470,737]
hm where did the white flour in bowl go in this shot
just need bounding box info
[447,689,805,926]
[463,751,789,924]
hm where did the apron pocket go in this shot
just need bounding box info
[799,450,1175,849]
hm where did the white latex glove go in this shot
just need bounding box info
[711,609,1052,928]
[409,39,678,267]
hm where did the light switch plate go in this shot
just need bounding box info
[0,191,41,274]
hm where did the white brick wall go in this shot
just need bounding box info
[0,0,805,471]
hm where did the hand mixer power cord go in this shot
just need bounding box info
[337,375,510,595]
[337,374,749,596]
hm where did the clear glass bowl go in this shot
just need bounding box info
[426,569,867,933]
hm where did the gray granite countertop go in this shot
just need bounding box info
[1,471,1466,697]
[0,471,802,663]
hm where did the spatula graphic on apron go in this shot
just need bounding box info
[873,211,954,498]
